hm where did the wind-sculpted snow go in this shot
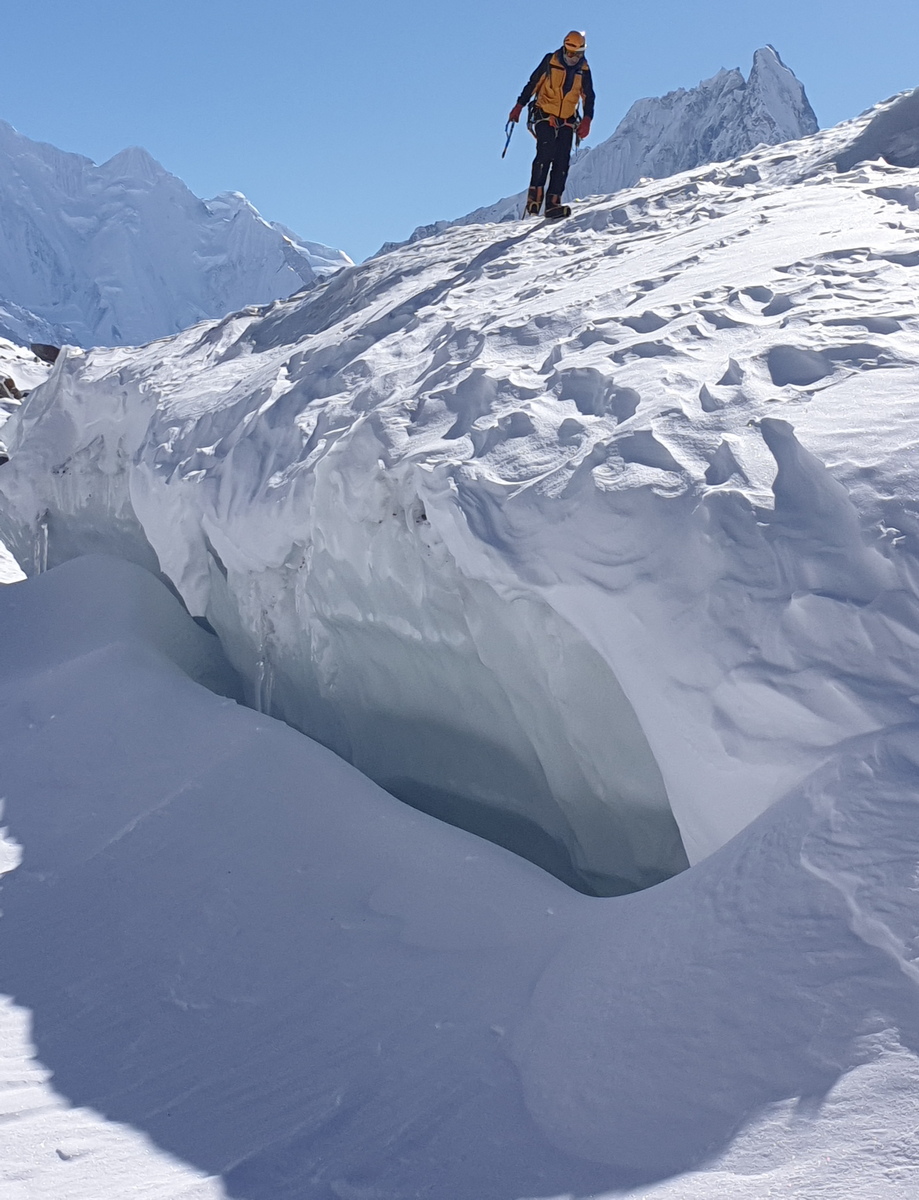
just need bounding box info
[0,120,351,348]
[3,557,919,1198]
[6,100,919,895]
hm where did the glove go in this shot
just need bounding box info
[509,104,523,123]
[577,116,591,140]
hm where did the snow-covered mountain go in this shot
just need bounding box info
[0,119,352,348]
[385,45,818,247]
[4,83,919,1200]
[570,44,818,197]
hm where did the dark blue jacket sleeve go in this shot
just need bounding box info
[581,62,595,119]
[516,54,552,106]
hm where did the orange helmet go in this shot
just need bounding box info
[563,30,587,56]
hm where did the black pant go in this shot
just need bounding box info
[529,121,575,198]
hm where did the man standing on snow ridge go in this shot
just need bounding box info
[508,30,594,219]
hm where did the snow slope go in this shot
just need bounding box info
[2,555,919,1199]
[3,89,919,897]
[383,45,818,250]
[0,119,352,348]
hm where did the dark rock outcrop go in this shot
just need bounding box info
[30,343,60,365]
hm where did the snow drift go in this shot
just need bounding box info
[0,119,351,348]
[4,89,919,897]
[3,555,919,1199]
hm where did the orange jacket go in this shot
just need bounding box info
[517,50,595,122]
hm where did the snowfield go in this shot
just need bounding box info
[4,85,919,1198]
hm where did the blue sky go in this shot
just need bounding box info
[3,1,918,261]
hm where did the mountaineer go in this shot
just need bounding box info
[508,30,594,219]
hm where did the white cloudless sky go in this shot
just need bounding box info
[2,1,917,260]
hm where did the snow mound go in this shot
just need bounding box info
[5,106,919,891]
[0,119,352,348]
[2,556,919,1197]
[383,45,818,250]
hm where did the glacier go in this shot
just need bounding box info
[4,87,919,896]
[0,119,352,348]
[3,76,919,1200]
[383,45,818,251]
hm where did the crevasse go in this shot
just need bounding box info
[6,91,919,893]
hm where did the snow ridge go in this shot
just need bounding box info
[0,119,352,348]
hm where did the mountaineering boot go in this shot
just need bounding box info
[525,186,544,216]
[544,194,571,220]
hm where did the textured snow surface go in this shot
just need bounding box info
[0,119,352,348]
[2,555,919,1200]
[385,45,818,250]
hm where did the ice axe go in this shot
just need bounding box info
[501,120,515,158]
